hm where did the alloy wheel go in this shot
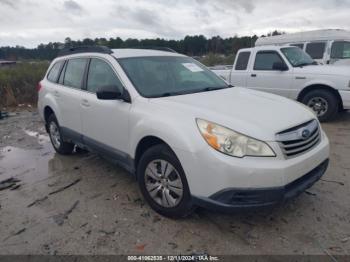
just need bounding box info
[144,159,184,208]
[49,121,61,149]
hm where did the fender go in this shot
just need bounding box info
[295,79,337,100]
[42,93,61,124]
[129,114,204,160]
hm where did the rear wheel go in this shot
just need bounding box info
[137,144,193,218]
[47,114,74,155]
[301,89,339,122]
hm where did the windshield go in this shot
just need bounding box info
[281,47,315,67]
[331,41,350,59]
[118,56,229,98]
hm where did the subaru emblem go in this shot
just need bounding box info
[302,129,311,139]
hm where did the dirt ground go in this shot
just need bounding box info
[0,109,349,256]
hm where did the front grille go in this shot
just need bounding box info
[276,120,321,158]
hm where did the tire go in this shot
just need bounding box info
[301,89,339,122]
[137,144,193,218]
[47,114,74,155]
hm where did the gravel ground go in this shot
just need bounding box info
[0,109,349,256]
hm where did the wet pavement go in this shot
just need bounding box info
[0,110,349,255]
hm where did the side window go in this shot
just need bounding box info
[305,42,326,59]
[254,51,285,70]
[235,52,250,70]
[290,43,304,49]
[47,61,63,83]
[87,58,123,93]
[58,61,66,85]
[331,41,350,59]
[63,58,88,89]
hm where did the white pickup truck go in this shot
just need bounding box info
[212,45,350,121]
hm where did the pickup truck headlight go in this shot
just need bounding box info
[196,119,276,158]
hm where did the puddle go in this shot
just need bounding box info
[0,144,61,185]
[0,140,93,188]
[0,147,40,176]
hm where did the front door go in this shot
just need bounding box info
[80,58,131,162]
[246,50,293,98]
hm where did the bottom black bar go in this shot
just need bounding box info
[0,255,348,262]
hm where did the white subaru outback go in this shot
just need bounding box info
[38,46,330,218]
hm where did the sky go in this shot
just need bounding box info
[0,0,350,48]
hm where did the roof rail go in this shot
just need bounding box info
[131,46,178,53]
[57,45,113,57]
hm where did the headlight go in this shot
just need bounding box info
[196,119,276,158]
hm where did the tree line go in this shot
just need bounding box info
[0,31,284,61]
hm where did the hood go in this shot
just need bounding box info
[150,87,315,141]
[294,64,350,76]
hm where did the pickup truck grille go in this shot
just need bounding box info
[276,120,321,158]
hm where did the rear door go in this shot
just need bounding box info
[57,58,88,138]
[80,57,131,161]
[246,50,294,98]
[230,51,251,86]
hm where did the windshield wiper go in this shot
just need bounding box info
[157,92,179,97]
[295,62,315,67]
[156,89,199,97]
[199,85,232,92]
[155,85,231,98]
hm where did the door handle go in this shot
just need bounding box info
[81,99,90,107]
[54,90,60,97]
[251,74,257,77]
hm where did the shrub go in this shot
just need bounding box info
[0,62,49,107]
[199,53,236,67]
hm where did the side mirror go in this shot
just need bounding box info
[96,85,123,100]
[272,62,288,71]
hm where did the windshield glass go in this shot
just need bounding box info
[331,41,350,59]
[281,47,315,67]
[118,56,229,98]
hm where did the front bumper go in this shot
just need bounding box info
[192,159,329,212]
[339,90,350,110]
[176,130,329,197]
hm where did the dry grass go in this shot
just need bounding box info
[0,62,49,107]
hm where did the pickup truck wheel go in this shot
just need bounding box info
[301,89,339,122]
[137,144,193,218]
[47,114,74,155]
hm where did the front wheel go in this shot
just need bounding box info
[137,144,193,218]
[301,89,339,122]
